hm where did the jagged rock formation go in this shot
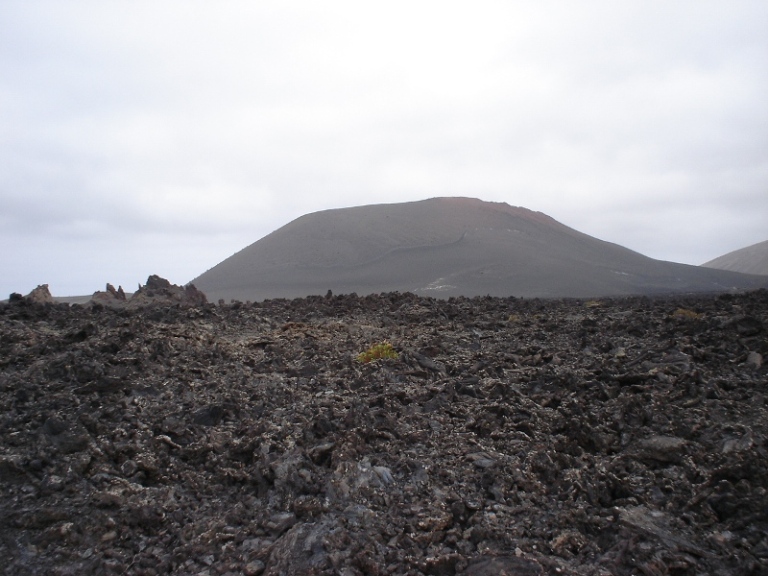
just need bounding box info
[90,275,207,308]
[1,289,766,574]
[127,275,208,308]
[90,283,127,306]
[23,285,54,305]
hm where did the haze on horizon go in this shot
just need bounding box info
[2,1,767,297]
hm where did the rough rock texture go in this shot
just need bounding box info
[91,284,128,306]
[24,285,54,305]
[90,276,207,309]
[1,290,767,575]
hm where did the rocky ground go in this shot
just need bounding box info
[1,286,766,575]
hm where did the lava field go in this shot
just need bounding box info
[1,288,767,575]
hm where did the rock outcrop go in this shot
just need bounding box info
[23,284,54,305]
[90,275,208,308]
[90,283,127,306]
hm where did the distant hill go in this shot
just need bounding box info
[701,240,768,276]
[190,197,768,301]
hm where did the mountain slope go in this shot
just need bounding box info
[191,197,768,301]
[702,239,768,276]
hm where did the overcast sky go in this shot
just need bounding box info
[2,1,767,297]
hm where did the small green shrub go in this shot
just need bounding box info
[357,342,398,363]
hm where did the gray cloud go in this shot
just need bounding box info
[1,0,766,296]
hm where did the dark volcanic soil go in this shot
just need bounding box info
[1,290,767,575]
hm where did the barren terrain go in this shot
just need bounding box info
[1,289,767,575]
[191,198,768,301]
[703,240,768,277]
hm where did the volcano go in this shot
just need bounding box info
[191,197,768,301]
[702,239,768,276]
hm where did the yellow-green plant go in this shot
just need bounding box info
[357,342,398,363]
[673,308,702,320]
